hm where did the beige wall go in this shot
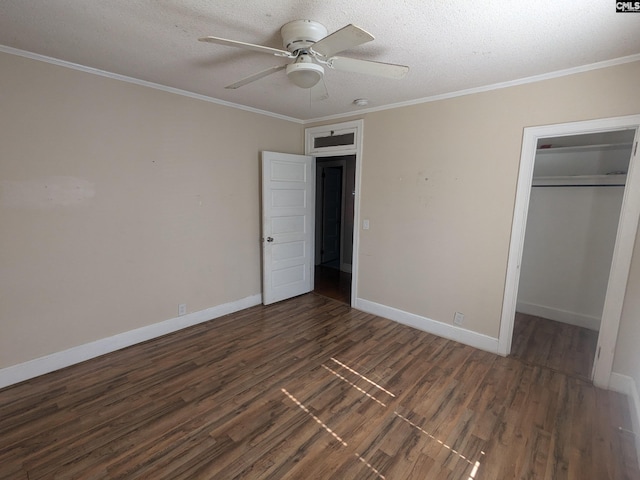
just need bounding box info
[354,61,640,343]
[0,51,303,368]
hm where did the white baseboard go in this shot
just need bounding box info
[516,301,601,331]
[0,294,262,390]
[355,298,499,354]
[609,372,640,467]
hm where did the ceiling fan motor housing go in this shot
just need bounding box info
[286,54,324,88]
[281,20,328,53]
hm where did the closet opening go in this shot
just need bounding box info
[510,130,635,379]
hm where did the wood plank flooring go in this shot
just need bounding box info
[314,265,351,304]
[510,312,599,380]
[0,294,637,479]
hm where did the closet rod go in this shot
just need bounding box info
[531,184,625,188]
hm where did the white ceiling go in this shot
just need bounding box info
[1,1,639,122]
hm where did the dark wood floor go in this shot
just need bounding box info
[314,265,351,304]
[510,312,599,380]
[0,294,637,479]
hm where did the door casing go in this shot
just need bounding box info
[306,120,364,307]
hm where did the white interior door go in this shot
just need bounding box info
[262,151,314,305]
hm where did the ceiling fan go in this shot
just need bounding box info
[199,20,409,94]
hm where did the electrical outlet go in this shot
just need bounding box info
[178,304,187,316]
[454,312,464,326]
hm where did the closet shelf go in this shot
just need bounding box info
[532,174,626,187]
[536,143,633,154]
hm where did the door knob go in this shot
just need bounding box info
[266,237,274,242]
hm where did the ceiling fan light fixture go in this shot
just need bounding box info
[286,61,324,88]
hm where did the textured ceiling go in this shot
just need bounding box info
[1,1,639,122]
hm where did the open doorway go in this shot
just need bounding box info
[510,130,634,379]
[314,155,356,304]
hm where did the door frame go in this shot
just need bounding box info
[306,119,364,307]
[497,114,640,389]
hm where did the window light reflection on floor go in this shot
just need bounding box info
[281,388,386,479]
[281,358,485,480]
[321,363,387,407]
[394,411,484,479]
[330,357,396,397]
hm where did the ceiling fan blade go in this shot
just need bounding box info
[311,77,329,102]
[328,56,409,79]
[199,36,292,57]
[311,24,374,57]
[225,65,287,89]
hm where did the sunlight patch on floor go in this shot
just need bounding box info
[282,358,484,480]
[281,388,386,479]
[321,363,387,407]
[330,357,396,397]
[281,388,347,447]
[394,411,484,479]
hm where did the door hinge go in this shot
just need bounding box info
[634,141,638,157]
[597,346,601,359]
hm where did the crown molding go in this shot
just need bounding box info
[2,44,638,125]
[302,54,640,124]
[0,45,303,124]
